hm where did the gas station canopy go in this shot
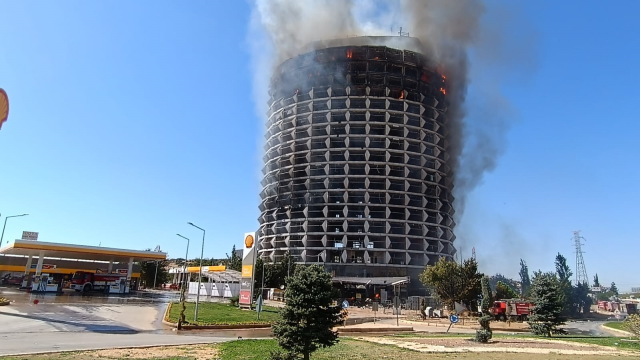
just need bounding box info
[0,240,167,263]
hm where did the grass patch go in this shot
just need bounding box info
[384,332,640,351]
[167,301,280,325]
[604,321,628,331]
[217,338,425,360]
[559,336,640,352]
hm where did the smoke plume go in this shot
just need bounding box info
[250,0,533,224]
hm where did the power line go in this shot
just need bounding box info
[573,231,589,286]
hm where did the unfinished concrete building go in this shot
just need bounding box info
[258,36,456,294]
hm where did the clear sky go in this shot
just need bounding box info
[1,1,638,291]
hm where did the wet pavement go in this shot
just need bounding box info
[0,286,247,356]
[564,320,620,336]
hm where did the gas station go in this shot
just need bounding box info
[0,240,167,293]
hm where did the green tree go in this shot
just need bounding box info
[488,274,519,294]
[593,273,601,288]
[139,260,170,288]
[254,257,267,300]
[272,264,344,360]
[459,258,484,311]
[139,249,170,288]
[495,281,519,300]
[528,271,567,337]
[419,258,483,310]
[555,253,574,317]
[610,282,619,296]
[572,282,592,315]
[480,276,493,313]
[555,253,573,283]
[476,276,493,342]
[225,245,242,272]
[519,259,531,296]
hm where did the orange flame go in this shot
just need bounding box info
[399,91,404,99]
[346,49,353,59]
[439,88,446,95]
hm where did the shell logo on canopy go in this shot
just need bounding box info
[0,88,9,130]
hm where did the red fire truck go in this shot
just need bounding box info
[70,271,129,293]
[491,300,534,321]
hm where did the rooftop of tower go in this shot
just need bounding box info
[299,36,427,57]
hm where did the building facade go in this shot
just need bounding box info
[258,36,456,294]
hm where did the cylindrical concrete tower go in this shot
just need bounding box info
[258,36,456,293]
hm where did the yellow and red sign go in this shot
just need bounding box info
[240,231,258,306]
[0,88,8,129]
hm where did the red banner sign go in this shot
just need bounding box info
[239,290,251,305]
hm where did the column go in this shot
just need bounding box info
[108,260,114,273]
[35,251,45,276]
[22,256,33,287]
[127,257,133,280]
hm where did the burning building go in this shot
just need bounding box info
[258,36,456,294]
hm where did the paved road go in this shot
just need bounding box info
[0,287,239,356]
[564,320,621,336]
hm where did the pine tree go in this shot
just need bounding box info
[555,253,574,317]
[519,259,531,296]
[610,282,619,296]
[593,273,601,288]
[272,264,344,360]
[572,282,592,315]
[480,276,493,313]
[528,272,567,337]
[226,245,242,272]
[495,281,519,300]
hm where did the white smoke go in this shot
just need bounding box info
[249,0,535,227]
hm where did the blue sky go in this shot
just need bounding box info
[1,1,638,291]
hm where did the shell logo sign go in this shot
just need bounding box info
[0,88,8,130]
[244,234,254,249]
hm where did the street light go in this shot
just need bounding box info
[188,222,205,322]
[176,233,190,302]
[0,213,29,248]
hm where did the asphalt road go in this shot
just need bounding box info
[564,320,621,336]
[0,287,237,356]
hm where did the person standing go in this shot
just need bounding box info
[420,298,427,320]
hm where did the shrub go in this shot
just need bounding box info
[475,329,492,343]
[625,314,640,337]
[229,295,239,307]
[475,314,493,343]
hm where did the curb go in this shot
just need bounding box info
[602,324,635,337]
[400,320,532,333]
[338,326,414,333]
[161,302,274,330]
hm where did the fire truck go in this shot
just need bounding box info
[70,271,129,294]
[491,299,534,321]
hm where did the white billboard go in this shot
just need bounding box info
[21,231,38,241]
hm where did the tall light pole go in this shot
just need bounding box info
[0,214,29,248]
[188,222,205,322]
[176,234,190,302]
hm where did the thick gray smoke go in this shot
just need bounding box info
[250,0,532,224]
